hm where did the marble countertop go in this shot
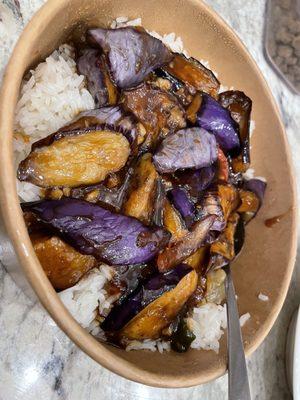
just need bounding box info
[0,0,299,399]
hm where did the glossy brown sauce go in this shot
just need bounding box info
[264,213,286,227]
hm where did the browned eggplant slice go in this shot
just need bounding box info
[237,189,260,213]
[198,192,225,232]
[164,54,220,98]
[186,92,202,123]
[157,215,216,272]
[150,69,194,106]
[123,153,158,224]
[163,200,187,240]
[122,82,186,149]
[77,48,118,106]
[237,189,260,222]
[208,212,241,270]
[58,106,146,148]
[31,233,96,290]
[153,127,217,174]
[18,127,130,188]
[120,270,197,340]
[219,91,252,172]
[152,177,166,227]
[184,246,209,271]
[88,27,173,89]
[218,183,239,222]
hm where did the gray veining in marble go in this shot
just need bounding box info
[0,0,299,399]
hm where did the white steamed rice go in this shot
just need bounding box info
[258,293,269,302]
[239,312,251,327]
[13,16,256,352]
[187,303,227,353]
[58,264,116,330]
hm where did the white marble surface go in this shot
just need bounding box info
[0,0,299,399]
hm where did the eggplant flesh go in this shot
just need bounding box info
[157,215,216,272]
[21,199,171,265]
[123,153,158,224]
[208,212,243,270]
[151,69,194,106]
[101,263,192,332]
[18,127,130,188]
[219,91,252,172]
[164,54,220,98]
[163,200,187,240]
[31,233,96,290]
[122,83,186,149]
[120,269,198,340]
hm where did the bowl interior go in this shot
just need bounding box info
[0,0,297,388]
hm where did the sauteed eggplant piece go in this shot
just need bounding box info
[168,187,195,228]
[164,54,220,98]
[199,192,226,232]
[186,92,202,123]
[122,83,186,149]
[151,69,194,106]
[31,233,96,290]
[244,178,266,205]
[88,27,173,89]
[18,126,130,188]
[123,153,158,224]
[21,199,171,265]
[184,246,209,271]
[153,127,217,173]
[102,263,192,332]
[152,178,166,227]
[157,215,216,272]
[120,269,198,340]
[219,91,252,172]
[163,200,187,240]
[240,179,266,222]
[196,93,240,153]
[77,48,118,106]
[175,164,216,200]
[208,212,244,270]
[217,148,229,182]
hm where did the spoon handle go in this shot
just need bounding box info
[224,265,251,400]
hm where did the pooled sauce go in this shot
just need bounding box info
[264,213,286,228]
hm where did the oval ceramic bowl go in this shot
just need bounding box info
[0,0,297,388]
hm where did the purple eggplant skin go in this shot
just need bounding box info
[196,93,240,154]
[21,199,171,265]
[77,49,110,107]
[88,27,173,89]
[219,90,252,166]
[113,263,155,305]
[243,178,267,206]
[175,165,216,200]
[54,106,138,146]
[101,263,192,332]
[70,160,135,212]
[168,187,195,228]
[153,127,217,174]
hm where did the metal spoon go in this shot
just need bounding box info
[224,264,251,400]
